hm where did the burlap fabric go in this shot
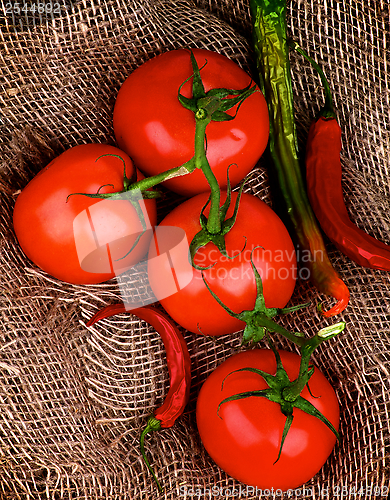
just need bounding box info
[1,0,389,498]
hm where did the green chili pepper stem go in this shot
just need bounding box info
[288,39,336,120]
[140,415,163,492]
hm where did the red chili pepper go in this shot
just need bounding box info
[306,115,390,270]
[291,42,390,272]
[86,303,191,491]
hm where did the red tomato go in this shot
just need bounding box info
[13,144,157,284]
[196,349,340,491]
[147,192,296,336]
[113,48,269,197]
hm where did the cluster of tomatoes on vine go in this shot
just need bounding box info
[13,48,344,492]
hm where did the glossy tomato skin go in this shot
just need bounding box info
[196,349,340,491]
[113,48,269,197]
[13,144,157,284]
[147,192,296,336]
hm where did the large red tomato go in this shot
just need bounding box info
[113,48,269,197]
[196,349,340,491]
[13,144,157,284]
[147,191,297,336]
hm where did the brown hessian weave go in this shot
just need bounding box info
[0,0,389,499]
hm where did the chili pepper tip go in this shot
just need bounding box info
[317,296,349,318]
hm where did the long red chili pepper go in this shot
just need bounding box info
[292,42,390,272]
[86,303,191,491]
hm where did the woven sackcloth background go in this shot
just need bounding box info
[0,0,389,499]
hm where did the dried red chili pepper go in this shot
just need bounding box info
[86,303,191,491]
[292,41,390,272]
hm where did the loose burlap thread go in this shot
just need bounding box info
[1,0,389,499]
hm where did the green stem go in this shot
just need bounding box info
[177,49,259,256]
[283,322,345,401]
[129,158,196,192]
[288,39,336,119]
[253,315,306,347]
[131,99,221,235]
[140,415,163,492]
[202,254,310,346]
[194,108,221,234]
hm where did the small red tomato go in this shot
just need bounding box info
[113,48,269,197]
[196,349,340,491]
[13,144,157,284]
[147,191,296,336]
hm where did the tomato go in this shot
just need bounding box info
[113,48,269,197]
[147,191,296,336]
[13,144,157,284]
[196,349,340,491]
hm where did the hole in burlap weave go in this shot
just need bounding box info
[1,1,389,499]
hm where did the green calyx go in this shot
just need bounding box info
[66,154,161,203]
[140,415,163,492]
[178,50,258,126]
[217,326,344,463]
[190,169,248,270]
[202,246,310,344]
